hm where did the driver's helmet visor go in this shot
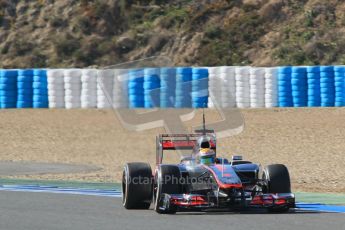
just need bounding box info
[200,155,215,165]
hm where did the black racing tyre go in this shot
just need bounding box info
[154,165,181,214]
[122,162,153,209]
[262,164,291,213]
[263,164,291,193]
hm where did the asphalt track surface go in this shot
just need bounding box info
[0,161,100,176]
[0,191,344,230]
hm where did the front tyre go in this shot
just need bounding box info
[262,164,291,213]
[154,165,181,214]
[122,162,153,209]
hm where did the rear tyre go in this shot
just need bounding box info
[262,164,291,213]
[122,162,153,209]
[154,165,181,214]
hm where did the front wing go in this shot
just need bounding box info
[158,193,295,212]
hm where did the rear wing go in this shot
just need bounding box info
[156,133,216,165]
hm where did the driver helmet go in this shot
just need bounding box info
[196,136,216,165]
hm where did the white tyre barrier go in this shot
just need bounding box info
[112,69,129,108]
[47,69,65,108]
[64,69,81,109]
[264,67,278,108]
[249,68,265,108]
[208,67,223,107]
[235,67,250,108]
[207,97,215,108]
[81,69,97,108]
[97,70,114,108]
[219,66,236,108]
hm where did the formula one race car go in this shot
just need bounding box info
[122,116,295,214]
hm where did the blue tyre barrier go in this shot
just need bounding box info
[33,88,48,95]
[278,67,293,107]
[17,94,33,101]
[0,77,16,84]
[308,66,322,106]
[143,81,160,90]
[278,91,292,97]
[16,101,32,108]
[320,72,333,78]
[320,87,334,93]
[335,102,343,107]
[175,67,192,108]
[0,90,16,97]
[160,68,176,108]
[18,69,33,76]
[17,81,33,89]
[307,66,320,73]
[32,69,48,108]
[128,82,144,89]
[143,68,160,108]
[320,66,334,72]
[33,81,48,89]
[191,68,208,108]
[292,91,307,97]
[33,95,49,102]
[33,101,49,108]
[16,69,34,108]
[278,74,292,81]
[308,101,320,107]
[1,103,16,109]
[319,66,335,106]
[0,96,16,103]
[279,101,293,107]
[33,75,47,82]
[290,67,307,107]
[17,75,34,82]
[333,66,344,107]
[278,66,292,74]
[128,69,144,108]
[292,67,307,74]
[308,96,321,101]
[0,70,18,109]
[334,81,343,87]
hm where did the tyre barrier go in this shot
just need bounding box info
[175,67,192,108]
[220,66,236,108]
[278,67,293,107]
[97,69,114,109]
[144,68,160,108]
[113,69,129,109]
[265,67,278,108]
[33,69,48,108]
[334,66,345,107]
[207,67,218,108]
[2,66,345,109]
[319,66,335,107]
[16,69,33,108]
[192,68,208,108]
[0,70,17,109]
[250,68,265,108]
[307,66,320,107]
[235,67,250,108]
[47,69,64,108]
[64,69,81,109]
[128,69,144,108]
[291,67,307,107]
[81,69,97,108]
[160,67,176,108]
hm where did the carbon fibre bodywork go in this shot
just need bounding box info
[156,161,295,212]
